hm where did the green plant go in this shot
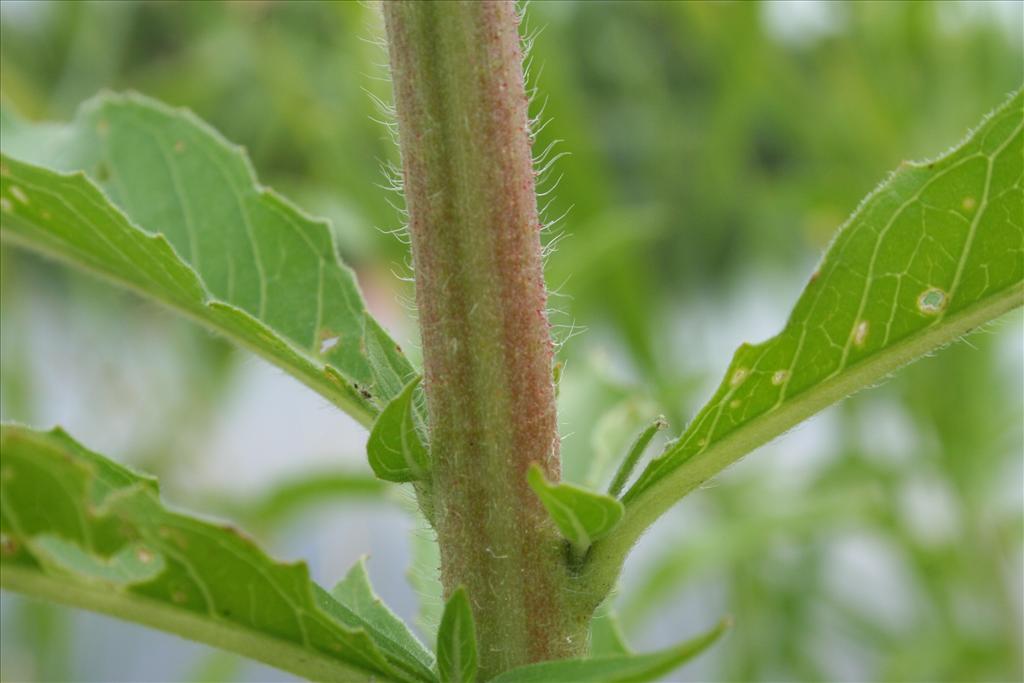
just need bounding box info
[1,1,1021,681]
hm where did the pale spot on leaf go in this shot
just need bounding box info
[853,320,869,348]
[961,196,976,211]
[0,533,17,555]
[320,336,340,354]
[771,370,789,386]
[917,287,947,315]
[0,198,11,213]
[9,185,29,205]
[730,367,749,387]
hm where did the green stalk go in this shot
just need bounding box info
[382,2,585,677]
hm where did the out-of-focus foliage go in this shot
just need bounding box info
[1,1,1021,681]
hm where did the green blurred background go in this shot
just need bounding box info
[1,1,1022,681]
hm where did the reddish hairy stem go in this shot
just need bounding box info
[383,1,584,676]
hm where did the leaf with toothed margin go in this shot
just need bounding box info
[332,557,435,674]
[599,89,1023,551]
[489,617,731,683]
[367,375,430,482]
[0,424,437,683]
[527,464,624,555]
[436,587,477,683]
[0,93,414,429]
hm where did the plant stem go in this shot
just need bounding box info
[382,1,585,677]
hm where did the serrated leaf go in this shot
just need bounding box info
[0,93,414,428]
[0,424,436,683]
[489,617,730,683]
[332,557,435,674]
[366,375,430,482]
[527,464,624,555]
[607,90,1023,547]
[437,587,477,683]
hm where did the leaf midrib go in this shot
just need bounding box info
[591,280,1023,578]
[0,565,393,683]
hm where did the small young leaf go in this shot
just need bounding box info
[367,375,430,482]
[489,617,730,683]
[593,89,1024,561]
[437,587,477,683]
[606,416,668,498]
[0,424,435,683]
[0,94,415,428]
[527,465,625,555]
[332,557,435,674]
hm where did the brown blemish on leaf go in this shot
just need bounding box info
[0,533,18,556]
[221,524,259,549]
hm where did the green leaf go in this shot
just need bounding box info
[604,90,1024,551]
[436,587,478,683]
[489,617,730,683]
[527,464,624,555]
[588,606,630,657]
[366,375,430,482]
[332,557,435,674]
[0,424,436,683]
[0,93,415,428]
